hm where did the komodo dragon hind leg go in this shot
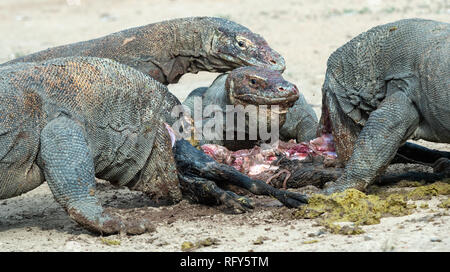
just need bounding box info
[39,116,153,235]
[174,139,308,208]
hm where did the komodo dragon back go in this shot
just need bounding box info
[317,18,449,194]
[1,17,285,85]
[320,18,449,162]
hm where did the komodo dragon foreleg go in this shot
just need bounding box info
[174,139,308,210]
[322,90,449,168]
[317,79,449,190]
[39,116,153,235]
[322,89,421,194]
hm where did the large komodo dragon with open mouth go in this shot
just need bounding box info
[182,66,317,150]
[0,57,307,235]
[316,18,450,194]
[1,17,285,84]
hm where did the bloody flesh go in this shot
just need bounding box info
[201,134,336,178]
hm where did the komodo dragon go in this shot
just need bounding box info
[1,17,285,85]
[315,18,450,194]
[0,57,306,235]
[182,66,317,150]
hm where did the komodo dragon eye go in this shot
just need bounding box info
[236,36,251,49]
[250,78,257,85]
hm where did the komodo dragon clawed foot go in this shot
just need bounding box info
[68,206,154,235]
[174,139,308,210]
[178,174,254,213]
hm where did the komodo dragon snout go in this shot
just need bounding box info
[182,66,302,150]
[210,20,285,72]
[226,66,299,112]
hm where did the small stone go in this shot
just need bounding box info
[181,241,195,251]
[316,230,326,236]
[253,236,269,245]
[302,240,319,244]
[100,238,121,246]
[430,238,442,242]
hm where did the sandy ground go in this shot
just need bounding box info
[0,0,449,252]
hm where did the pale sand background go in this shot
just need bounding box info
[0,0,449,251]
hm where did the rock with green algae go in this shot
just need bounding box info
[293,189,414,224]
[407,182,450,200]
[319,221,365,235]
[396,180,425,187]
[181,238,220,251]
[284,181,450,235]
[181,241,195,251]
[291,189,416,234]
[438,198,450,209]
[100,238,121,246]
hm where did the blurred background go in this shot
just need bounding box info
[0,0,448,115]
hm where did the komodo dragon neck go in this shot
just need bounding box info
[3,19,215,84]
[2,18,251,85]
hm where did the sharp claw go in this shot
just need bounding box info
[222,192,254,213]
[288,191,309,202]
[236,196,254,209]
[275,191,308,208]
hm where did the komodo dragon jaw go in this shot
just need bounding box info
[226,66,299,107]
[182,66,310,150]
[226,66,299,127]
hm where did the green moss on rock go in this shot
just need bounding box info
[438,198,450,209]
[407,182,450,200]
[284,181,450,235]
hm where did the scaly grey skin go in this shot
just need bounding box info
[317,18,450,194]
[0,57,306,234]
[279,94,318,143]
[1,17,285,85]
[183,66,300,150]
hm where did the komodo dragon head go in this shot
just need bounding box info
[225,66,299,126]
[205,17,286,73]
